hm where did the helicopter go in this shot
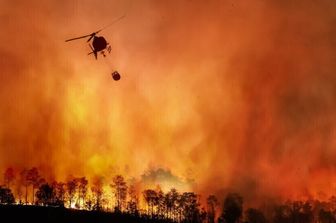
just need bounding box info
[65,31,120,81]
[65,30,111,59]
[65,15,125,80]
[65,14,125,59]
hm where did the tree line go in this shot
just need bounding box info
[1,167,336,223]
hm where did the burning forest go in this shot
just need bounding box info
[1,166,336,223]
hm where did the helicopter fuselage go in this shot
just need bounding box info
[92,36,107,52]
[66,31,111,59]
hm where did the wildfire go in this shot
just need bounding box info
[0,0,336,209]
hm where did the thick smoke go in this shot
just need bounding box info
[1,0,336,205]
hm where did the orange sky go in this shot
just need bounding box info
[1,0,336,204]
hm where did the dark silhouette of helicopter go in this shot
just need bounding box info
[65,30,111,59]
[65,15,125,81]
[65,15,125,59]
[65,30,122,81]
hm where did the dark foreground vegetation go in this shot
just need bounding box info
[1,167,336,223]
[0,204,174,223]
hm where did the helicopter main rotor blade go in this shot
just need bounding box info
[65,14,126,42]
[65,34,93,42]
[86,30,102,42]
[100,14,126,31]
[65,29,102,42]
[87,35,94,42]
[95,29,102,34]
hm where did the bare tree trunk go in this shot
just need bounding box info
[32,187,35,204]
[25,185,28,204]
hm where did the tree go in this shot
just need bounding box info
[181,192,200,223]
[20,169,29,204]
[111,175,127,212]
[207,195,218,223]
[156,186,165,219]
[0,186,15,204]
[318,208,336,223]
[329,196,336,211]
[78,177,88,208]
[200,207,207,223]
[177,191,186,222]
[221,193,243,223]
[4,167,15,189]
[245,208,266,223]
[91,176,104,211]
[272,204,290,223]
[165,188,179,220]
[26,167,42,204]
[36,183,55,206]
[288,201,313,223]
[143,189,158,217]
[66,178,78,208]
[52,181,66,206]
[127,183,139,215]
[16,182,23,204]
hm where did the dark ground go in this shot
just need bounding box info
[0,205,173,223]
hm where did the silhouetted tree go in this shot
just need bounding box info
[143,189,158,217]
[0,186,15,204]
[286,201,314,223]
[271,200,314,223]
[127,183,139,215]
[111,175,127,212]
[15,182,23,204]
[66,177,78,208]
[164,190,172,218]
[156,186,165,219]
[26,167,43,204]
[181,192,200,223]
[4,167,15,189]
[319,209,336,223]
[207,195,218,223]
[200,207,207,223]
[165,188,179,220]
[52,181,65,206]
[221,193,243,223]
[291,201,314,223]
[20,168,29,204]
[36,183,55,206]
[177,191,186,222]
[245,208,266,223]
[329,196,336,211]
[78,177,88,208]
[91,176,103,211]
[272,204,290,223]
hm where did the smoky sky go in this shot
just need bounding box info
[1,0,336,204]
